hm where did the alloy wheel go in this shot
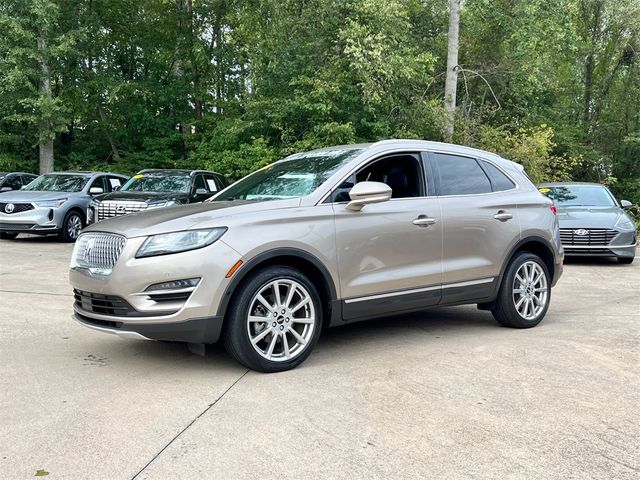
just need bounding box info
[246,279,316,362]
[67,214,83,239]
[512,260,548,320]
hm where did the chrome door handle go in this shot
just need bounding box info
[494,211,513,221]
[413,215,436,227]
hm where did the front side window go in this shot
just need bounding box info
[89,176,107,192]
[211,149,362,202]
[433,153,492,196]
[539,185,617,207]
[330,153,425,202]
[24,174,89,192]
[121,174,191,193]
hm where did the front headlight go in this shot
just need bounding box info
[615,216,635,230]
[147,200,176,209]
[136,228,227,258]
[35,198,67,208]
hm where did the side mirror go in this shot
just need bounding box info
[113,185,121,191]
[620,199,632,208]
[195,188,208,196]
[89,187,104,195]
[346,181,392,211]
[0,186,11,192]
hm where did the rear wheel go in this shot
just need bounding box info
[492,252,551,328]
[0,232,18,240]
[58,211,83,242]
[224,266,323,372]
[617,256,634,265]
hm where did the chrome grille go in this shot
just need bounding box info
[559,228,618,246]
[96,200,148,221]
[0,202,34,214]
[71,232,126,275]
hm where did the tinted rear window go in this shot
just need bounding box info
[433,153,492,195]
[481,161,515,192]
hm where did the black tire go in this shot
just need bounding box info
[223,266,323,373]
[58,210,84,242]
[0,232,18,240]
[492,252,551,328]
[617,256,634,265]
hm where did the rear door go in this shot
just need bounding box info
[429,152,520,302]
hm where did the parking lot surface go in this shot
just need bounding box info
[1,235,638,479]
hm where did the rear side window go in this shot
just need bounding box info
[432,153,491,196]
[480,161,515,192]
[4,175,22,190]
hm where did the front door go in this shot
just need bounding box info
[331,152,443,321]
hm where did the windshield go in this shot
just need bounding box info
[121,173,191,193]
[211,149,362,202]
[24,174,89,192]
[540,185,617,207]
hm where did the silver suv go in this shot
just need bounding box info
[0,172,128,241]
[70,140,563,372]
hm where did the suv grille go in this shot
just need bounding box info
[71,232,126,275]
[560,228,618,246]
[0,202,34,214]
[97,200,148,221]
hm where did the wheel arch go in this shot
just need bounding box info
[216,248,340,328]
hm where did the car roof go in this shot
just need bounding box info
[289,139,516,166]
[137,169,223,176]
[1,172,36,176]
[42,171,128,177]
[537,181,606,187]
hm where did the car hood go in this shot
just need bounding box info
[556,205,626,230]
[0,190,80,202]
[95,191,189,203]
[83,197,301,238]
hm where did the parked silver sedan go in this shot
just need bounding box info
[538,182,637,264]
[0,171,128,241]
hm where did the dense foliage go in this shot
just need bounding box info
[0,0,638,206]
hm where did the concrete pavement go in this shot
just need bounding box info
[1,235,638,479]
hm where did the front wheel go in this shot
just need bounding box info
[492,252,551,328]
[58,210,84,242]
[223,266,323,372]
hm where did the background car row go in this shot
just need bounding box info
[0,169,227,241]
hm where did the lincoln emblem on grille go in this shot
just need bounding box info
[5,203,14,213]
[574,229,589,236]
[116,205,126,214]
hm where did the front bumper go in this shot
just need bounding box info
[73,312,224,343]
[0,205,66,233]
[561,230,637,258]
[69,236,242,344]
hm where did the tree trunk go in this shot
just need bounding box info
[37,31,54,173]
[444,0,461,141]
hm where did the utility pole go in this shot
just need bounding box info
[444,0,461,141]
